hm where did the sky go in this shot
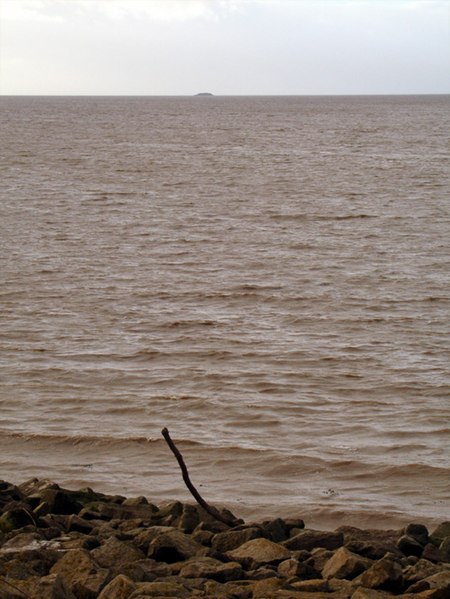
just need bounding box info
[0,0,449,95]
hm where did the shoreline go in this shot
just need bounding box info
[1,478,449,598]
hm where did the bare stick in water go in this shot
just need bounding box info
[161,427,241,527]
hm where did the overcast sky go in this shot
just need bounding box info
[0,0,449,95]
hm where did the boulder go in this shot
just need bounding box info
[129,580,190,597]
[278,557,319,579]
[97,574,136,599]
[430,522,450,547]
[147,529,202,562]
[179,556,244,582]
[358,555,403,592]
[91,536,146,569]
[211,526,263,553]
[50,548,109,598]
[283,529,343,551]
[227,537,290,567]
[404,523,429,547]
[322,546,371,580]
[398,534,424,557]
[403,558,441,586]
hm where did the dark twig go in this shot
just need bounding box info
[161,427,241,527]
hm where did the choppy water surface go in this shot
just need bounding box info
[1,95,449,528]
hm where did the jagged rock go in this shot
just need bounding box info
[339,525,401,560]
[430,522,450,547]
[97,574,137,599]
[211,526,262,553]
[403,558,441,586]
[398,534,424,557]
[305,547,334,571]
[117,558,170,582]
[133,526,175,553]
[358,555,403,592]
[129,580,190,597]
[50,548,109,598]
[322,546,371,580]
[283,529,343,551]
[227,537,290,567]
[179,555,244,581]
[277,557,319,579]
[147,528,202,562]
[192,528,214,546]
[91,535,146,569]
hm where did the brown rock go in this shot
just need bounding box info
[179,556,244,582]
[358,555,403,592]
[422,543,447,563]
[91,536,145,569]
[129,580,190,597]
[252,576,285,597]
[228,537,290,567]
[50,548,109,598]
[322,546,371,580]
[291,578,330,592]
[211,526,262,553]
[351,588,394,598]
[430,522,450,547]
[97,574,136,599]
[404,523,429,546]
[403,558,440,585]
[147,529,202,562]
[277,557,319,579]
[398,534,424,557]
[283,529,343,551]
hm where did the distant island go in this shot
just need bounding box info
[195,92,214,96]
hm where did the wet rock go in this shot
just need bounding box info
[97,574,136,599]
[358,554,403,592]
[147,528,202,562]
[398,534,425,557]
[227,537,290,568]
[50,548,109,598]
[322,546,372,580]
[283,529,344,551]
[211,526,262,553]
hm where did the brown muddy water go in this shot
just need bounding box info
[0,95,449,529]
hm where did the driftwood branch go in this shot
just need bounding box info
[161,427,240,527]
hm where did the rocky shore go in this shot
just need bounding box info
[0,479,449,598]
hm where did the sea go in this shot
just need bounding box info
[1,95,449,530]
